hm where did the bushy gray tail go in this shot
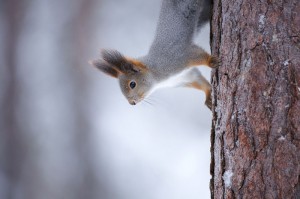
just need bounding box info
[197,0,212,29]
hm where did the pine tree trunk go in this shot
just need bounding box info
[210,0,300,198]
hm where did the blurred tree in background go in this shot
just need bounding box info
[0,0,114,198]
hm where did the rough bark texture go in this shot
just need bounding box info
[210,0,300,198]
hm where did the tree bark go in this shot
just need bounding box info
[210,0,300,198]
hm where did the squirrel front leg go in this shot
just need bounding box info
[187,44,219,68]
[182,68,212,110]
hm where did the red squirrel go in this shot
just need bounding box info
[90,0,218,109]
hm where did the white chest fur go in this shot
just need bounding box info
[150,67,203,93]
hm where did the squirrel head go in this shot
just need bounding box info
[90,50,154,105]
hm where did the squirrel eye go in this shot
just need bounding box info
[129,81,136,89]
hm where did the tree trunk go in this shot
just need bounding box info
[210,0,300,198]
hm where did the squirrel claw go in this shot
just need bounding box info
[205,95,212,110]
[209,56,221,68]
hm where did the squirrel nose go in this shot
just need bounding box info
[130,100,136,105]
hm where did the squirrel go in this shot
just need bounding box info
[90,0,218,109]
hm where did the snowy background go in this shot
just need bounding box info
[0,0,212,198]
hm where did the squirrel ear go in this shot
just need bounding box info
[101,49,147,74]
[101,50,126,70]
[125,58,148,73]
[89,59,121,78]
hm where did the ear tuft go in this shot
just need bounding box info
[99,49,147,74]
[101,50,126,68]
[89,59,120,78]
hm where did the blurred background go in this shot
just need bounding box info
[0,0,213,198]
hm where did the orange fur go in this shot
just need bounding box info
[187,81,210,97]
[126,57,148,71]
[187,53,212,67]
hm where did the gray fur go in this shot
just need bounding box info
[139,0,211,80]
[197,0,212,29]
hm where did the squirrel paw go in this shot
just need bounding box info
[209,56,221,68]
[205,95,212,110]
